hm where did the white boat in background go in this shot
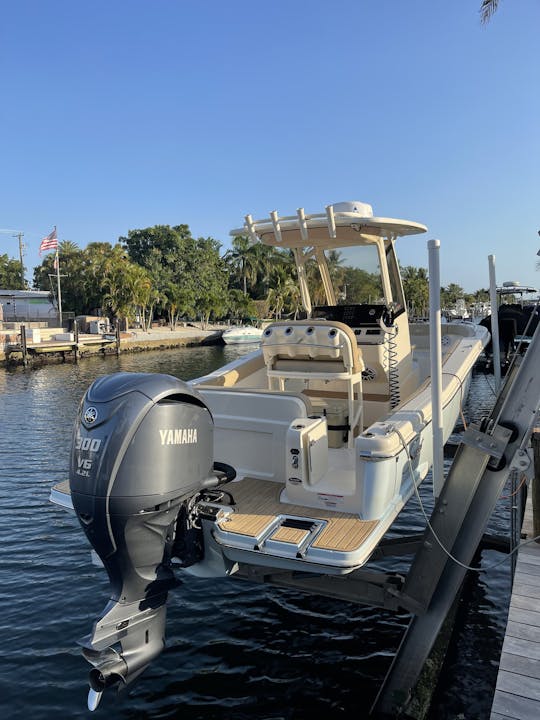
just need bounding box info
[51,199,490,709]
[222,325,263,344]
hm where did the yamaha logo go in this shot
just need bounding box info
[84,407,98,424]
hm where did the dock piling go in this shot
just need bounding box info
[20,324,28,367]
[74,320,79,362]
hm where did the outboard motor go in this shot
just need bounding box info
[69,372,230,710]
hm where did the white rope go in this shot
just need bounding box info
[393,425,540,573]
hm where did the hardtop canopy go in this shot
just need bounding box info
[230,201,427,250]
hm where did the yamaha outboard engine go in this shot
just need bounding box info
[69,372,228,710]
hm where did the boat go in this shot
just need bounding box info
[50,200,489,710]
[221,324,263,344]
[444,298,470,321]
[479,281,539,369]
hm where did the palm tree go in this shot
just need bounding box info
[58,240,79,254]
[267,266,301,319]
[480,0,500,23]
[224,236,260,295]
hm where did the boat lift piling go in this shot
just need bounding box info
[370,317,540,717]
[489,254,502,392]
[428,239,444,498]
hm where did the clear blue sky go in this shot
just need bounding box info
[1,0,539,293]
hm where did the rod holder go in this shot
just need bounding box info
[270,210,282,244]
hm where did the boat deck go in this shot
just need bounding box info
[219,477,378,553]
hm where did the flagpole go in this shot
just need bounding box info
[54,228,63,327]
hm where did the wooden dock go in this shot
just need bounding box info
[1,323,220,366]
[490,432,540,719]
[6,332,118,365]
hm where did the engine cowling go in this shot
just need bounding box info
[69,372,217,708]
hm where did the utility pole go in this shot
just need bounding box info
[14,232,26,288]
[0,228,26,288]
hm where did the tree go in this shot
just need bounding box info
[441,283,464,309]
[120,224,192,268]
[121,224,202,326]
[227,289,257,322]
[342,267,383,304]
[100,246,154,328]
[401,266,429,317]
[0,254,24,289]
[81,242,117,314]
[163,275,195,329]
[480,0,500,23]
[267,265,301,319]
[224,236,261,296]
[192,237,228,327]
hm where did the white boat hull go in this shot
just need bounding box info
[222,326,263,344]
[190,319,488,575]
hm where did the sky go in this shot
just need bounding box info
[1,0,539,293]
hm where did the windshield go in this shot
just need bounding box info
[328,244,384,304]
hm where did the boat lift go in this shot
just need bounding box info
[227,297,540,717]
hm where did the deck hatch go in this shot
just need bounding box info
[280,518,317,531]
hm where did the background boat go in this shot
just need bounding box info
[222,325,263,344]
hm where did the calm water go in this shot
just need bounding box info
[0,348,511,719]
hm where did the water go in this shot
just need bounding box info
[0,349,511,719]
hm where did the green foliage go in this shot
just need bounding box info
[120,225,192,269]
[227,289,257,321]
[401,266,429,317]
[192,237,229,327]
[342,267,383,304]
[101,246,154,325]
[0,253,24,289]
[224,236,260,296]
[472,288,490,302]
[440,282,464,308]
[267,265,301,319]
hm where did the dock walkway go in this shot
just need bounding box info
[490,489,540,719]
[0,326,221,366]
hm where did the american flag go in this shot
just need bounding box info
[39,227,58,255]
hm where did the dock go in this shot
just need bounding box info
[0,324,222,366]
[490,430,540,719]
